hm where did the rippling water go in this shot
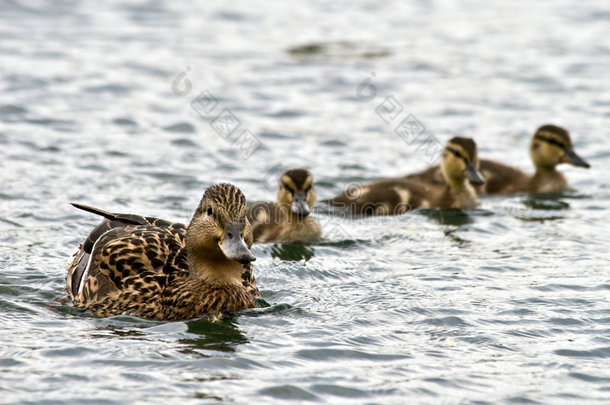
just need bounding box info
[2,1,610,403]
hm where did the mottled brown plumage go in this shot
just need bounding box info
[406,125,590,194]
[66,184,260,320]
[326,137,485,215]
[247,169,321,243]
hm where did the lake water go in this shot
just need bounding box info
[1,0,610,403]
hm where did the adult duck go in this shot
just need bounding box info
[66,184,259,320]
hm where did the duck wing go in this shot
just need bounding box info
[404,165,445,186]
[67,203,186,301]
[327,179,428,215]
[478,159,528,194]
[71,224,189,318]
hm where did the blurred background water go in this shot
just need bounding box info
[1,0,610,403]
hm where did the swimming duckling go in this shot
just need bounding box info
[66,183,260,320]
[405,125,590,194]
[247,168,321,243]
[326,137,485,215]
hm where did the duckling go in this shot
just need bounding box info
[326,137,485,215]
[66,183,260,320]
[405,125,590,194]
[247,168,321,243]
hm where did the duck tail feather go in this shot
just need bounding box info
[70,203,118,220]
[70,203,142,225]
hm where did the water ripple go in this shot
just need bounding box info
[1,1,610,404]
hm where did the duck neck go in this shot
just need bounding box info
[534,164,558,177]
[278,203,301,227]
[531,165,566,192]
[447,177,471,194]
[185,245,245,287]
[445,177,477,207]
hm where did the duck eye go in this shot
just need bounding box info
[207,206,213,216]
[536,135,566,150]
[283,183,294,195]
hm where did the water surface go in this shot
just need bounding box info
[2,1,610,403]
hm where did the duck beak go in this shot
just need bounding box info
[291,191,310,217]
[465,161,485,186]
[560,147,590,168]
[220,223,256,264]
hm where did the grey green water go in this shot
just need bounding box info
[1,1,610,403]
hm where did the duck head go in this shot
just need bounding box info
[277,168,316,218]
[530,125,590,170]
[187,183,255,265]
[441,136,485,187]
